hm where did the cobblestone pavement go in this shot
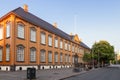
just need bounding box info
[0,68,86,80]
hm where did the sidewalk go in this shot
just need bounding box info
[0,68,87,80]
[36,68,86,80]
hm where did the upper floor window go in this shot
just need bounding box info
[6,45,10,61]
[41,32,46,44]
[0,26,3,40]
[48,51,52,62]
[68,43,71,51]
[30,28,36,42]
[6,22,11,38]
[17,23,24,39]
[17,45,24,61]
[40,49,46,62]
[72,45,74,52]
[30,47,36,62]
[0,47,3,61]
[48,35,52,46]
[54,38,58,48]
[60,40,63,49]
[65,42,68,50]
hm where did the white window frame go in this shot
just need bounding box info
[30,48,36,62]
[68,43,71,51]
[60,53,62,63]
[41,32,46,44]
[6,45,10,61]
[48,35,52,46]
[65,42,67,50]
[6,22,10,38]
[48,51,52,62]
[55,52,58,62]
[54,38,58,48]
[17,45,24,61]
[17,23,24,39]
[0,47,3,61]
[40,50,46,62]
[0,26,3,40]
[30,28,36,42]
[60,40,63,49]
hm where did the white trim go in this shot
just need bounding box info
[16,66,38,71]
[0,66,10,71]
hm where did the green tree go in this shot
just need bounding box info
[92,40,115,65]
[83,53,91,63]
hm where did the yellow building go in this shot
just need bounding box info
[0,5,90,71]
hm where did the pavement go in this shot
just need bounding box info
[0,67,87,80]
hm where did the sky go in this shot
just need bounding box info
[0,0,120,52]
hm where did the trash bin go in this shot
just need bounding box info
[27,68,36,79]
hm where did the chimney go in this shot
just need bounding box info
[70,32,73,36]
[23,4,28,12]
[53,22,57,28]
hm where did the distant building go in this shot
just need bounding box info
[0,5,90,71]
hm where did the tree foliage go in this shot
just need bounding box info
[83,53,91,63]
[91,40,115,64]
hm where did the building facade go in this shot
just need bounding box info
[0,5,90,71]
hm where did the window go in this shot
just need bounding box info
[65,54,67,62]
[17,23,24,39]
[48,51,52,62]
[0,47,3,61]
[17,45,24,61]
[55,52,58,62]
[48,35,52,46]
[0,26,3,40]
[30,28,36,42]
[60,53,62,63]
[40,50,46,62]
[30,48,36,62]
[54,38,58,48]
[60,40,63,49]
[6,45,10,61]
[68,43,71,51]
[72,56,74,63]
[41,32,46,44]
[6,22,10,38]
[65,42,67,50]
[68,55,71,62]
[72,45,74,52]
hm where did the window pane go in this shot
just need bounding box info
[60,53,62,62]
[30,48,36,62]
[48,51,52,62]
[6,23,10,38]
[41,33,46,44]
[30,29,36,42]
[54,38,58,48]
[6,46,10,61]
[17,46,24,61]
[48,36,52,46]
[60,40,63,49]
[0,26,3,39]
[55,52,58,62]
[0,48,3,61]
[40,50,45,62]
[18,24,24,38]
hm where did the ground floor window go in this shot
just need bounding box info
[48,51,52,62]
[40,50,46,62]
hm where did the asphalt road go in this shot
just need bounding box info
[62,67,120,80]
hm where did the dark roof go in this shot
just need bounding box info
[80,42,90,50]
[12,7,71,41]
[10,7,90,49]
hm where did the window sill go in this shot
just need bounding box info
[30,41,36,43]
[17,37,25,40]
